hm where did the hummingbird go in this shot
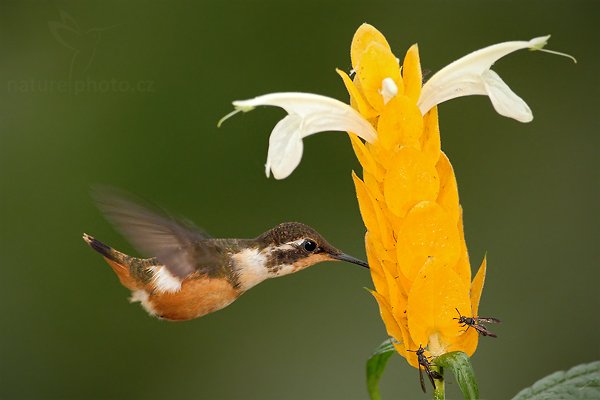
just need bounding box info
[83,190,368,321]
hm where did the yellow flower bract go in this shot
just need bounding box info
[345,24,487,368]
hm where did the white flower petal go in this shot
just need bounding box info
[233,92,377,142]
[418,36,551,121]
[230,92,377,178]
[418,71,488,114]
[482,70,532,122]
[265,115,304,180]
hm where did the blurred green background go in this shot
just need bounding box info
[1,1,598,399]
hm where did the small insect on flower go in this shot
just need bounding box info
[454,308,501,338]
[407,345,442,393]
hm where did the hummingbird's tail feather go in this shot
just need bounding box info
[83,233,125,263]
[83,233,143,290]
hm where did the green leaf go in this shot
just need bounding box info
[511,360,600,400]
[435,351,479,399]
[366,338,396,400]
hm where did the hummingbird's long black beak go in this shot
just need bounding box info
[331,252,369,269]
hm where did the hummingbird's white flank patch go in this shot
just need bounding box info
[232,247,270,291]
[129,290,157,316]
[148,265,182,293]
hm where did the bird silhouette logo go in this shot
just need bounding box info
[48,10,120,80]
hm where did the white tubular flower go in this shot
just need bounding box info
[225,92,377,179]
[418,36,576,123]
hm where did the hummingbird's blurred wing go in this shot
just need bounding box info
[92,187,214,278]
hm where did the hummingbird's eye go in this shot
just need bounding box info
[302,239,318,252]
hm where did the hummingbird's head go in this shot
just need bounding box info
[257,222,369,273]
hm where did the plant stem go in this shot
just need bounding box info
[433,366,445,400]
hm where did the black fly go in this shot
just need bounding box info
[454,308,501,338]
[407,345,442,393]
